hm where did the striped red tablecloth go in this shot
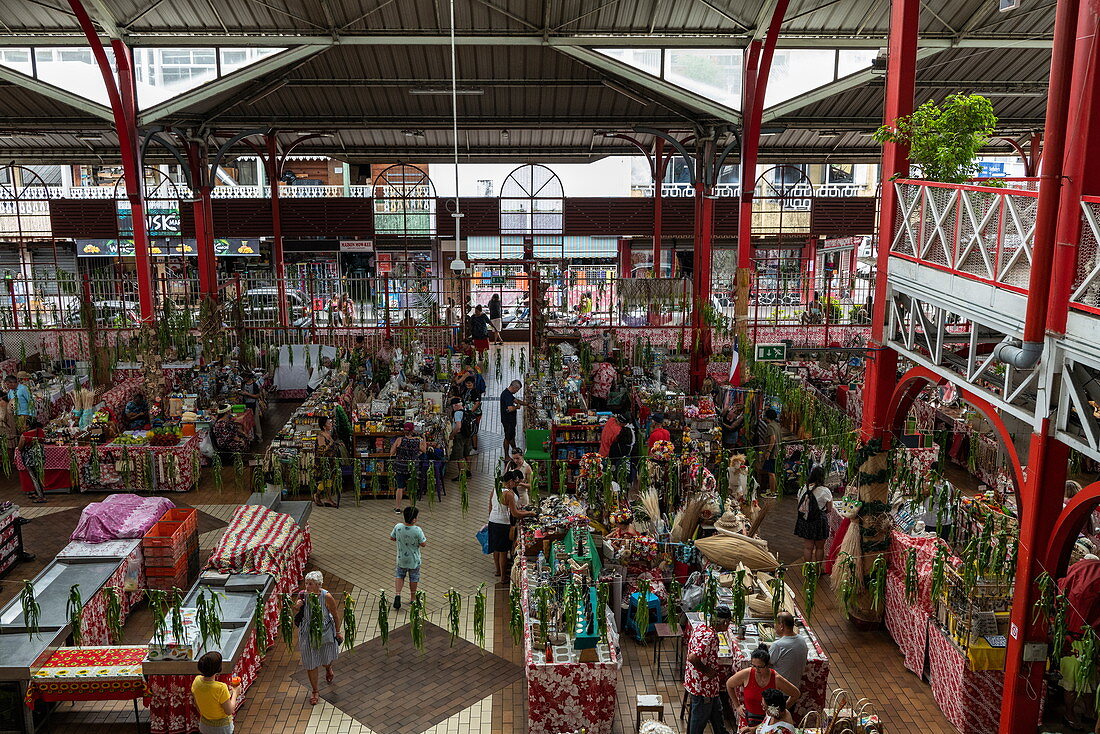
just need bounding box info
[204,504,310,578]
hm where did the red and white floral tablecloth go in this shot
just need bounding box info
[205,504,311,578]
[80,547,146,646]
[926,625,1004,734]
[25,646,149,706]
[519,555,619,734]
[148,521,310,734]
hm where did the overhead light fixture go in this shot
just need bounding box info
[817,130,843,138]
[760,127,787,136]
[401,129,425,138]
[973,90,1046,97]
[500,129,509,139]
[409,87,484,95]
[74,133,103,141]
[999,0,1020,10]
[601,80,650,107]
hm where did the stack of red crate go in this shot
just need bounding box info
[143,508,199,591]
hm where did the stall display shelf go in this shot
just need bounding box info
[0,505,26,579]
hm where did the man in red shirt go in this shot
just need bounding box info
[597,414,622,458]
[685,605,732,733]
[647,413,671,451]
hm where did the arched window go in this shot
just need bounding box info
[372,164,436,236]
[499,164,564,259]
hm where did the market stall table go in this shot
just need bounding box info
[25,646,149,722]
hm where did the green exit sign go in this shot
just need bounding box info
[755,343,787,362]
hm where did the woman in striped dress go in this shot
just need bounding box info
[294,571,343,705]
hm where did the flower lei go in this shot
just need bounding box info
[579,452,604,479]
[649,440,675,461]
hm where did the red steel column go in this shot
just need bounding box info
[1001,2,1089,732]
[652,137,665,275]
[859,0,919,441]
[265,134,290,328]
[617,237,631,278]
[67,1,155,322]
[735,0,791,337]
[690,178,715,393]
[186,141,217,299]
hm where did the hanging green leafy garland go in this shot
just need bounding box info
[198,588,224,649]
[234,453,245,491]
[445,588,463,646]
[700,572,718,619]
[279,594,295,647]
[770,565,787,619]
[838,552,858,616]
[930,547,948,607]
[212,452,223,493]
[904,549,919,604]
[410,590,426,653]
[596,582,610,643]
[460,470,470,514]
[305,592,324,651]
[1075,625,1097,695]
[407,467,419,507]
[557,460,567,495]
[69,448,81,488]
[1050,594,1070,662]
[868,556,888,612]
[562,582,579,639]
[668,579,682,616]
[634,579,652,643]
[342,592,356,651]
[474,583,487,650]
[105,586,123,644]
[536,585,551,646]
[730,570,747,626]
[1033,571,1057,624]
[148,589,169,646]
[168,587,186,646]
[508,585,524,646]
[253,591,269,656]
[802,562,820,618]
[376,590,390,646]
[529,462,541,505]
[67,584,83,646]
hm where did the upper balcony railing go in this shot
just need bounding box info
[632,182,868,199]
[889,179,1038,294]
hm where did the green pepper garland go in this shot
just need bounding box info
[904,549,919,604]
[460,470,470,514]
[168,587,186,645]
[1033,571,1057,624]
[410,590,426,653]
[838,552,858,615]
[305,592,325,651]
[148,588,168,646]
[279,594,295,647]
[254,591,269,656]
[407,466,419,507]
[1076,626,1097,695]
[211,451,223,492]
[508,585,524,646]
[342,592,356,651]
[700,572,718,618]
[597,582,610,643]
[634,579,652,643]
[802,562,820,618]
[474,583,487,650]
[868,556,888,612]
[1051,593,1070,662]
[377,590,390,646]
[69,448,81,488]
[730,569,747,625]
[67,584,83,646]
[445,588,462,646]
[930,547,948,606]
[234,452,245,491]
[770,565,787,619]
[105,586,123,644]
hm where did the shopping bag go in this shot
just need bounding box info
[476,524,490,554]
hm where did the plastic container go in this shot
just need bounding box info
[142,520,193,558]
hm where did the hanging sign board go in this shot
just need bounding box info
[339,240,374,252]
[214,238,261,256]
[755,343,787,362]
[819,236,860,254]
[117,200,181,237]
[77,238,260,257]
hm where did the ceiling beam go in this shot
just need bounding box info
[137,44,326,125]
[554,45,741,124]
[761,47,944,123]
[0,33,1053,49]
[0,65,114,121]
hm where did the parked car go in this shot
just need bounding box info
[223,288,312,327]
[58,300,141,328]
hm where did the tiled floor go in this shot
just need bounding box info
[0,346,968,733]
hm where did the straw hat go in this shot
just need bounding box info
[16,371,30,380]
[714,511,748,535]
[217,404,232,416]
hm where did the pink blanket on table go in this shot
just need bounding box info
[70,493,176,543]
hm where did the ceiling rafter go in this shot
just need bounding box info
[0,65,113,121]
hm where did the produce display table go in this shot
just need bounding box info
[25,646,149,707]
[519,555,619,734]
[684,613,830,712]
[16,432,204,493]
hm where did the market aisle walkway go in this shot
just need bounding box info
[0,347,959,733]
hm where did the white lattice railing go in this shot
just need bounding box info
[1072,196,1100,315]
[890,179,1039,292]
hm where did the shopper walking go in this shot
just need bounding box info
[389,421,426,513]
[759,409,782,494]
[391,506,426,610]
[191,651,239,734]
[795,466,832,562]
[447,397,473,481]
[685,605,732,734]
[294,571,343,706]
[468,304,494,360]
[589,356,617,410]
[500,380,527,455]
[488,294,504,343]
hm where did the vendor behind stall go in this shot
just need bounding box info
[212,405,248,455]
[122,392,150,430]
[6,373,34,429]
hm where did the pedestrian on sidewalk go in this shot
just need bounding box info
[391,506,426,611]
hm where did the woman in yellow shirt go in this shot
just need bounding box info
[191,651,240,734]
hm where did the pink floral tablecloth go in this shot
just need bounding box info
[926,624,1004,734]
[520,555,619,734]
[148,525,310,734]
[79,547,146,646]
